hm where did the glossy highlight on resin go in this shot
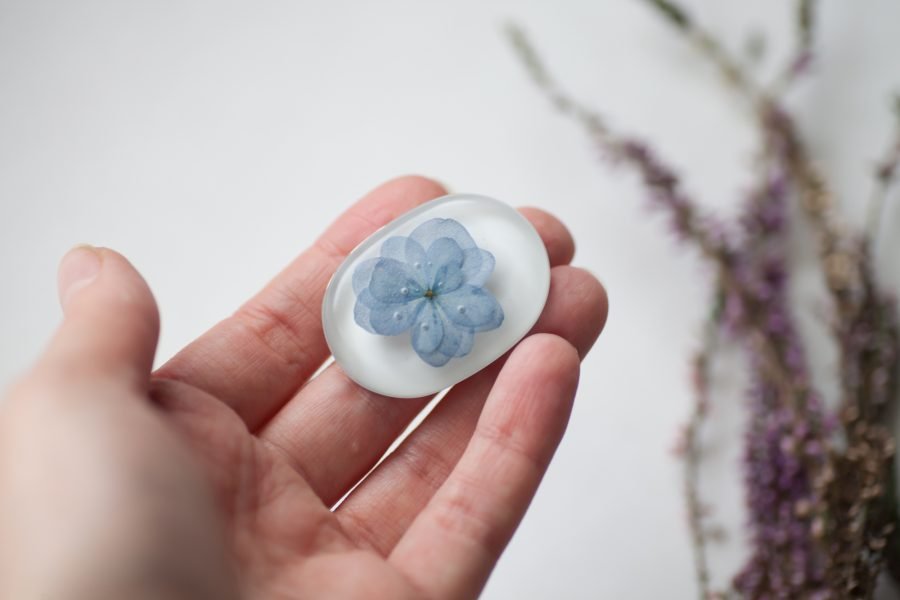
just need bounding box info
[352,218,504,367]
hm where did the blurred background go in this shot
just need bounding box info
[1,1,899,597]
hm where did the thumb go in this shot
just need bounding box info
[40,246,160,389]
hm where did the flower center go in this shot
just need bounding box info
[424,289,435,299]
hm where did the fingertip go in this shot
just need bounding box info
[517,207,576,266]
[78,247,159,330]
[321,176,450,257]
[508,333,580,389]
[534,266,608,358]
[57,245,102,310]
[362,175,449,219]
[387,174,450,198]
[45,247,160,384]
[582,269,609,335]
[492,334,580,433]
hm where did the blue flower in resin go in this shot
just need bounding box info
[353,218,504,367]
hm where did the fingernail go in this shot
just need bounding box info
[58,245,102,309]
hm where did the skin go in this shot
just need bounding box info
[0,176,608,600]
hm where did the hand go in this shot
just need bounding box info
[0,177,608,600]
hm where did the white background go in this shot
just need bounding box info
[2,1,899,597]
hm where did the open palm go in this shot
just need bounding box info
[0,177,607,600]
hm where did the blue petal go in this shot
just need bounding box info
[380,236,407,261]
[405,238,430,288]
[409,218,477,252]
[369,258,424,303]
[352,258,380,294]
[426,237,464,268]
[355,288,381,308]
[369,298,425,335]
[425,236,465,292]
[460,248,495,286]
[418,348,453,367]
[411,302,444,356]
[403,238,428,271]
[432,264,464,294]
[416,311,475,367]
[436,285,504,332]
[353,296,376,333]
[381,237,431,288]
[380,237,429,286]
[438,321,475,357]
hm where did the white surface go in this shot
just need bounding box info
[2,1,899,598]
[324,193,550,398]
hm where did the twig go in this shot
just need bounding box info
[769,0,818,96]
[866,96,900,241]
[639,0,755,98]
[505,24,609,140]
[683,289,724,599]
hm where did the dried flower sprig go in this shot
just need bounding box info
[642,2,899,593]
[730,149,833,598]
[506,23,826,419]
[507,1,900,597]
[508,21,829,596]
[638,5,900,593]
[644,2,900,593]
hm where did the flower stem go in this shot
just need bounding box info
[684,290,723,599]
[866,98,900,243]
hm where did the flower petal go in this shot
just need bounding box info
[355,288,381,308]
[353,288,388,333]
[369,297,425,335]
[410,218,477,252]
[418,348,453,367]
[353,296,376,333]
[426,235,463,275]
[403,238,428,270]
[411,301,444,356]
[426,238,464,291]
[352,258,380,294]
[436,284,504,332]
[380,236,408,262]
[405,239,430,288]
[432,264,464,294]
[416,310,475,367]
[460,248,495,286]
[380,237,429,287]
[438,320,475,358]
[369,258,424,303]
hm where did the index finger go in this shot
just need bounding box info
[155,176,448,430]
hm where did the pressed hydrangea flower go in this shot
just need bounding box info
[352,218,504,367]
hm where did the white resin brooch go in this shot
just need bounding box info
[322,193,550,398]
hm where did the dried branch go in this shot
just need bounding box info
[769,0,818,96]
[683,290,723,599]
[867,96,900,241]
